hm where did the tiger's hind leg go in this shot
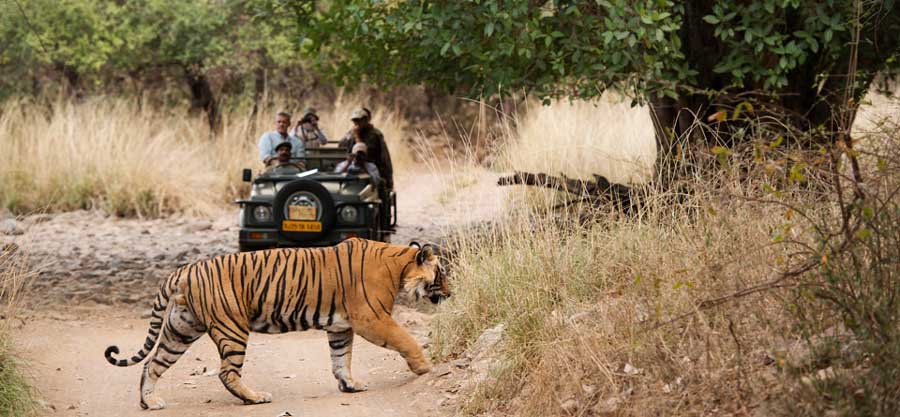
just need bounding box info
[140,296,205,410]
[327,329,368,393]
[209,325,272,405]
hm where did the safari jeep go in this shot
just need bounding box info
[236,145,396,252]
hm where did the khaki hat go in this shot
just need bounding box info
[350,108,369,121]
[302,107,318,120]
[275,141,292,151]
[351,142,368,154]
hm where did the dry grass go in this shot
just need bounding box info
[502,94,656,184]
[429,93,900,416]
[433,188,795,416]
[0,94,412,217]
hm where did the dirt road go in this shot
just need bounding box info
[15,306,450,417]
[4,169,507,417]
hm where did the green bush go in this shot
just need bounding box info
[0,338,34,417]
[0,246,36,416]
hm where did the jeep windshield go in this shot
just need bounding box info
[251,174,376,200]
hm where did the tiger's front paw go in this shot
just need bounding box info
[338,378,369,393]
[242,391,273,405]
[408,360,432,375]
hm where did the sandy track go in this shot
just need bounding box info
[6,168,508,417]
[15,308,443,417]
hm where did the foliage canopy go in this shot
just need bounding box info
[305,0,900,105]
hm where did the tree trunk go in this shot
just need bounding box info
[184,64,221,134]
[56,63,82,100]
[251,49,268,121]
[645,0,887,186]
[31,70,41,98]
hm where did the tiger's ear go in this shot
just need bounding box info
[416,244,435,265]
[409,240,422,249]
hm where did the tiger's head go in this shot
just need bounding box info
[402,242,451,304]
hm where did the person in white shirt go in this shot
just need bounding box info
[334,142,381,186]
[258,112,304,165]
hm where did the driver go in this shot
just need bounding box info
[258,111,304,166]
[335,142,381,186]
[265,141,304,175]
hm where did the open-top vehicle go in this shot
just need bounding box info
[236,145,396,251]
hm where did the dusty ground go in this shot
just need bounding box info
[2,169,508,417]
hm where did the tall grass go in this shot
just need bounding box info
[430,93,900,416]
[503,94,656,184]
[0,95,411,217]
[434,189,792,416]
[0,244,36,416]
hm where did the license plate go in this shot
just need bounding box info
[282,220,322,232]
[288,205,317,220]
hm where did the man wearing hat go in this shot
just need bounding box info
[334,142,381,185]
[291,107,329,149]
[265,141,305,175]
[339,107,393,189]
[258,111,305,166]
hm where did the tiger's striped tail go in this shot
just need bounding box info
[104,272,179,367]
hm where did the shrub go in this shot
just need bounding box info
[0,245,35,416]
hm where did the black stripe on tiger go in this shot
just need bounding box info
[105,271,178,367]
[105,238,448,410]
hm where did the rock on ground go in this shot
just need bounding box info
[0,218,24,235]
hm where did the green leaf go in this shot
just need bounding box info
[484,22,494,37]
[769,136,785,148]
[808,38,819,53]
[854,227,871,240]
[703,15,720,25]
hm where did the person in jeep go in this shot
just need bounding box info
[335,142,381,186]
[258,112,304,166]
[339,108,393,189]
[291,107,329,149]
[265,141,304,175]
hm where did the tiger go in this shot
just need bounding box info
[104,238,450,410]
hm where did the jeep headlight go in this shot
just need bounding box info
[252,205,273,223]
[339,205,359,223]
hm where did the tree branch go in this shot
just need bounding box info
[497,171,638,213]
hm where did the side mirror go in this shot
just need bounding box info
[242,169,252,182]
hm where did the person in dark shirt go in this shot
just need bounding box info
[339,108,393,189]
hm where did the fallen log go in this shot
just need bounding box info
[497,171,639,214]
